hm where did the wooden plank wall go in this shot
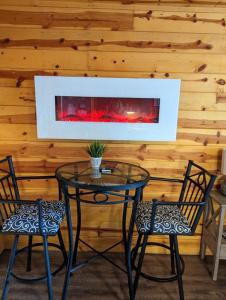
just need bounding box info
[0,0,226,254]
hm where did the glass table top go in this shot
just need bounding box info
[56,160,150,190]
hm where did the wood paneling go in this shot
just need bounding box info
[88,51,226,73]
[133,10,226,34]
[0,0,225,255]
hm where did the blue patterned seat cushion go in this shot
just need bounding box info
[136,201,191,235]
[2,200,65,235]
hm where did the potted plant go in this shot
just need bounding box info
[86,140,106,169]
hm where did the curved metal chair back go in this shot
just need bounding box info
[178,160,216,234]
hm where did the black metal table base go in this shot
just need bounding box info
[11,242,67,283]
[70,238,127,274]
[56,160,150,300]
[61,187,142,300]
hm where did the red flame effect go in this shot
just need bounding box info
[57,111,158,123]
[55,96,160,123]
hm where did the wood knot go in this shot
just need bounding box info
[197,64,207,72]
[192,14,197,22]
[205,44,213,50]
[203,139,208,146]
[4,38,10,44]
[146,10,152,20]
[16,77,25,87]
[217,79,226,85]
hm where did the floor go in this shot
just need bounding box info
[0,250,226,300]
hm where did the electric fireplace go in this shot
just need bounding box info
[55,96,160,123]
[35,76,180,141]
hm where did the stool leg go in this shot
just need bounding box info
[43,235,53,300]
[132,233,142,268]
[169,235,175,274]
[26,235,33,272]
[1,234,19,300]
[57,229,68,263]
[173,236,184,300]
[133,234,148,298]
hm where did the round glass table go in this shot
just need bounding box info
[56,160,149,192]
[56,160,150,300]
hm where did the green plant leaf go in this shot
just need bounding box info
[86,140,106,157]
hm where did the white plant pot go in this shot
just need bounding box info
[91,167,101,179]
[90,157,102,178]
[90,157,102,169]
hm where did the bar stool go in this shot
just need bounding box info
[132,160,216,300]
[0,155,67,300]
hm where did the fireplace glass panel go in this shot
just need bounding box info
[55,96,160,123]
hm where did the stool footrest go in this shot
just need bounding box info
[131,241,185,283]
[11,242,67,283]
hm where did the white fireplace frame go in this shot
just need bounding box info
[34,76,181,141]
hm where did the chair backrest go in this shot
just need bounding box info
[178,160,216,233]
[0,156,20,228]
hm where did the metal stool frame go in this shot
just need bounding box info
[0,155,67,300]
[132,160,216,300]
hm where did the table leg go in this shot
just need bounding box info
[72,188,81,267]
[62,195,74,300]
[122,197,128,263]
[126,187,141,300]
